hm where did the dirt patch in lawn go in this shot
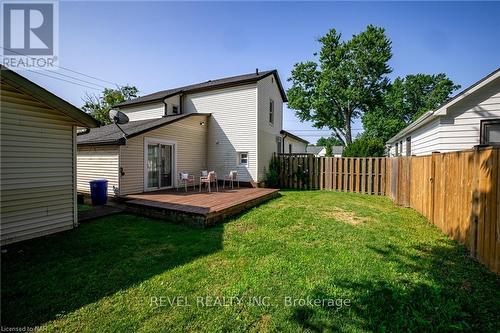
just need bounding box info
[321,207,372,225]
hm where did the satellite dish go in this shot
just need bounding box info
[108,109,129,140]
[109,109,129,125]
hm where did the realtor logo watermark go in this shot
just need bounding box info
[1,0,59,69]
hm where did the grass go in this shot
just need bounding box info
[2,191,499,332]
[77,203,93,213]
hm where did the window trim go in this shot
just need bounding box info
[269,99,275,126]
[480,119,500,145]
[238,152,249,166]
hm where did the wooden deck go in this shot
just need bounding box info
[124,187,279,227]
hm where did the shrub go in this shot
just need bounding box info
[264,155,280,188]
[343,137,386,157]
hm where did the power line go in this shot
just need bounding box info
[1,47,121,87]
[25,69,101,91]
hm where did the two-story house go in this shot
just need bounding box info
[77,69,298,196]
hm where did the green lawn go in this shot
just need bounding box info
[77,203,93,213]
[2,191,499,332]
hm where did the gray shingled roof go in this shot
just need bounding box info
[331,146,344,155]
[306,146,324,155]
[114,70,287,108]
[77,113,209,145]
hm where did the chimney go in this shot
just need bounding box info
[255,68,259,75]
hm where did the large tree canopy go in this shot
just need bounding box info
[82,86,139,124]
[362,73,460,143]
[287,25,392,145]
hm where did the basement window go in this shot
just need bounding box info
[481,119,500,145]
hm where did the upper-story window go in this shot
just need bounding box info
[481,119,500,145]
[269,99,274,126]
[289,144,292,154]
[172,105,179,114]
[406,137,411,156]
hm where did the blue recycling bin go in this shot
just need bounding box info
[89,179,108,205]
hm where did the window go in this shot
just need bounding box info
[276,136,282,154]
[238,152,248,166]
[480,119,500,145]
[395,143,399,156]
[289,144,292,154]
[172,105,179,114]
[269,99,275,125]
[406,137,411,156]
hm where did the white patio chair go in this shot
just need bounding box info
[177,172,195,192]
[223,170,239,189]
[200,171,218,192]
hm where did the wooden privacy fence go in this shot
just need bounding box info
[388,147,499,274]
[276,154,386,194]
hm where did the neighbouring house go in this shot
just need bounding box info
[306,145,326,156]
[306,145,343,157]
[0,66,99,245]
[280,130,308,154]
[387,68,500,156]
[77,69,289,196]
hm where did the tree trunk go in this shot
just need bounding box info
[344,116,352,144]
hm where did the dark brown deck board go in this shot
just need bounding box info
[124,187,279,226]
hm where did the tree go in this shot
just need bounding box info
[82,86,139,124]
[362,74,459,143]
[316,136,343,147]
[342,135,385,157]
[316,136,343,156]
[287,25,392,145]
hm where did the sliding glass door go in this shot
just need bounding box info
[146,141,174,190]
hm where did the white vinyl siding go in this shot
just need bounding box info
[439,84,500,152]
[1,82,76,245]
[283,136,307,154]
[389,78,500,156]
[183,84,257,182]
[77,146,119,197]
[118,95,182,121]
[119,115,208,195]
[257,75,283,181]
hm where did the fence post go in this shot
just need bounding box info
[470,147,480,259]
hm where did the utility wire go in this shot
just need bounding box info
[25,69,101,91]
[1,47,120,88]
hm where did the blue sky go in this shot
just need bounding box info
[16,1,500,144]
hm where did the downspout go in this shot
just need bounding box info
[179,93,184,114]
[282,132,287,153]
[162,99,168,117]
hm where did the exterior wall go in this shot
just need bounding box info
[119,115,208,195]
[257,75,283,181]
[183,84,258,182]
[389,78,500,156]
[118,96,181,121]
[77,145,120,196]
[0,82,76,245]
[439,81,500,152]
[283,136,307,154]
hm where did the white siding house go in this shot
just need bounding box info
[281,130,308,154]
[388,68,500,156]
[0,66,99,245]
[78,70,292,194]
